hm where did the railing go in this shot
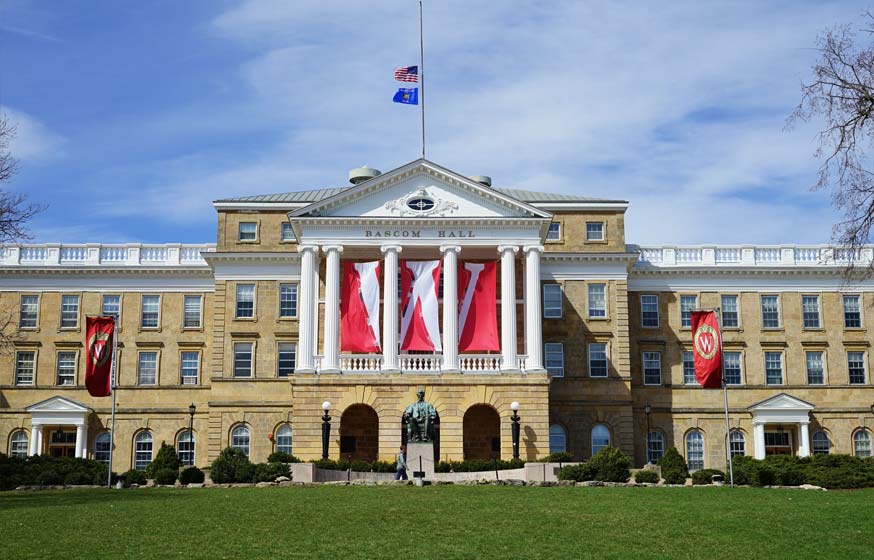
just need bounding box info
[339,354,382,373]
[0,243,216,267]
[459,354,502,372]
[632,245,874,268]
[399,354,442,372]
[328,353,528,374]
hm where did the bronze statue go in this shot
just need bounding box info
[403,389,437,443]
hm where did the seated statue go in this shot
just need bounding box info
[403,389,437,443]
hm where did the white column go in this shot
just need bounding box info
[440,245,461,373]
[295,245,318,373]
[381,245,402,373]
[312,252,321,361]
[798,421,811,457]
[29,423,41,455]
[321,245,343,373]
[523,245,545,372]
[753,422,766,460]
[75,424,86,458]
[498,245,519,372]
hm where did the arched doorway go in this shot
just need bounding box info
[463,404,500,460]
[340,404,379,462]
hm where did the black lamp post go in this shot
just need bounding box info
[510,401,521,460]
[187,403,196,466]
[321,401,332,460]
[644,404,652,464]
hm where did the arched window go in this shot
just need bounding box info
[134,431,153,470]
[231,425,250,457]
[549,424,567,454]
[10,430,28,458]
[94,432,111,464]
[646,431,664,464]
[177,431,195,466]
[686,430,704,471]
[729,430,745,457]
[591,424,610,456]
[812,430,830,455]
[853,430,872,458]
[275,424,292,456]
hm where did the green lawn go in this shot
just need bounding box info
[1,486,872,559]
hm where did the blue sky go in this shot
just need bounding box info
[0,0,867,244]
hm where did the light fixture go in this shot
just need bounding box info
[645,404,652,415]
[510,401,520,412]
[510,402,521,460]
[322,401,331,411]
[188,403,196,417]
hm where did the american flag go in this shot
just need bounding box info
[394,65,418,82]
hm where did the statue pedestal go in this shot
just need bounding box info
[406,442,435,480]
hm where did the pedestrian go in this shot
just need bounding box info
[395,445,408,480]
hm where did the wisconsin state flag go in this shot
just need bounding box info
[690,310,722,389]
[85,316,115,397]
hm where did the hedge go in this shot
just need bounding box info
[434,458,525,473]
[122,469,147,486]
[557,446,630,482]
[732,454,874,489]
[311,458,398,472]
[266,452,301,464]
[254,462,290,482]
[634,469,659,484]
[540,452,575,463]
[691,469,725,485]
[0,454,114,490]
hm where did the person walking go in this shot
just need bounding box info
[395,445,408,480]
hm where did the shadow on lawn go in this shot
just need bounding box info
[0,488,188,512]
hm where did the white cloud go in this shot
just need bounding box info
[1,107,65,163]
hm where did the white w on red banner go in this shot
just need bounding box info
[458,261,499,351]
[400,260,442,351]
[340,261,381,352]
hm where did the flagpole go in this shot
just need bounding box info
[106,318,118,488]
[419,0,426,159]
[716,307,735,487]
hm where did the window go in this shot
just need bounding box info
[141,295,160,328]
[806,351,825,385]
[60,295,79,328]
[279,284,298,318]
[543,284,562,318]
[640,295,659,328]
[10,430,28,458]
[588,284,606,318]
[238,222,257,241]
[15,351,35,385]
[647,431,664,464]
[843,295,861,328]
[19,295,38,328]
[549,425,567,454]
[682,351,696,385]
[848,351,866,384]
[234,342,254,378]
[94,432,111,464]
[760,295,780,328]
[277,343,296,377]
[181,352,199,385]
[802,296,821,328]
[183,295,202,328]
[591,424,610,456]
[812,430,830,455]
[586,222,604,241]
[56,351,76,386]
[231,425,251,457]
[275,424,293,456]
[236,284,255,318]
[544,343,564,377]
[854,430,872,457]
[680,295,697,328]
[177,431,195,465]
[134,431,153,470]
[721,295,738,328]
[101,295,120,322]
[546,222,561,241]
[729,430,745,457]
[588,343,608,377]
[137,352,158,385]
[280,222,293,241]
[765,352,783,385]
[724,352,742,385]
[643,351,661,385]
[686,430,704,471]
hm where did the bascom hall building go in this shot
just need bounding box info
[1,159,873,472]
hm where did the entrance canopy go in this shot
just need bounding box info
[25,396,92,457]
[748,393,815,459]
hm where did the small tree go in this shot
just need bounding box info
[657,447,689,485]
[210,447,255,483]
[145,442,181,479]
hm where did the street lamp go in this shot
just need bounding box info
[321,401,332,460]
[187,403,196,466]
[510,401,521,460]
[644,404,652,464]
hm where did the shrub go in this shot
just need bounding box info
[210,448,255,483]
[691,469,725,485]
[254,462,290,482]
[145,443,181,479]
[63,472,94,486]
[764,455,809,486]
[123,469,147,486]
[349,460,371,472]
[266,452,300,464]
[179,466,205,485]
[587,446,631,482]
[731,456,775,487]
[153,468,178,485]
[434,459,525,473]
[542,452,575,463]
[557,462,597,482]
[36,469,63,486]
[658,447,689,485]
[801,454,874,489]
[634,470,659,484]
[370,460,397,473]
[0,455,113,490]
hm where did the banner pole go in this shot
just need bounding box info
[419,0,426,159]
[106,318,118,488]
[717,307,735,487]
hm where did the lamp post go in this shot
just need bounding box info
[644,404,652,464]
[321,401,332,460]
[187,403,196,466]
[510,401,521,460]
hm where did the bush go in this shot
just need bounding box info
[63,472,94,486]
[179,466,205,485]
[634,469,659,484]
[254,462,290,482]
[557,462,598,482]
[349,460,371,472]
[370,460,398,473]
[266,452,300,464]
[587,446,631,482]
[731,456,775,487]
[210,448,255,483]
[434,459,525,473]
[542,452,575,463]
[658,447,689,485]
[36,469,63,486]
[153,468,178,485]
[123,469,147,486]
[691,469,725,485]
[0,455,113,490]
[145,443,181,479]
[764,455,809,486]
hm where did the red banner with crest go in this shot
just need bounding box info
[458,261,499,351]
[690,310,722,389]
[85,316,115,397]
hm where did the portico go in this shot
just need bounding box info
[748,393,816,459]
[24,396,93,458]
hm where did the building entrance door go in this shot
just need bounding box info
[764,431,793,456]
[47,429,77,458]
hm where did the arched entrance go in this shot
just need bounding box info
[463,404,500,460]
[339,404,379,462]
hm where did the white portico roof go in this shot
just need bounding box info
[25,396,92,426]
[748,393,815,424]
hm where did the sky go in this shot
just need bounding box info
[0,0,869,245]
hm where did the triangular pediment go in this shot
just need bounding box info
[290,159,552,220]
[748,393,815,412]
[25,396,92,413]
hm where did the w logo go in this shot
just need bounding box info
[694,324,718,360]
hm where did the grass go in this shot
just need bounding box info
[1,486,872,559]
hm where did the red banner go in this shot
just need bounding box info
[400,260,442,351]
[691,310,722,389]
[458,261,499,351]
[340,261,382,352]
[85,316,115,397]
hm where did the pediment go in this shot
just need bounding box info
[25,396,91,413]
[748,393,815,412]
